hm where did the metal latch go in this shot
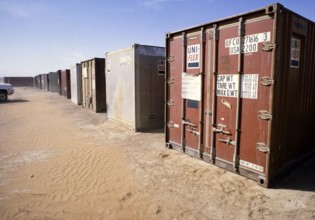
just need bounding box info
[262,43,277,51]
[182,119,196,127]
[167,121,179,128]
[218,137,236,146]
[167,78,175,85]
[167,56,175,62]
[257,143,270,153]
[167,100,174,107]
[213,124,231,135]
[187,128,200,136]
[258,110,273,120]
[260,76,274,86]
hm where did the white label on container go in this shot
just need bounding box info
[82,67,88,78]
[240,159,264,172]
[182,72,201,101]
[157,60,165,75]
[225,32,271,55]
[216,74,258,99]
[216,74,239,97]
[120,56,131,66]
[241,74,258,99]
[187,44,200,69]
[291,37,300,68]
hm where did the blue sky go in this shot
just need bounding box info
[1,0,314,77]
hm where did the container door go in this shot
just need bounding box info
[213,16,274,179]
[82,66,88,109]
[166,30,205,157]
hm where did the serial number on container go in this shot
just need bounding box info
[225,32,271,55]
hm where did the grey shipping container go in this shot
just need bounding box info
[41,74,49,91]
[165,3,315,187]
[49,71,60,94]
[106,44,165,131]
[81,58,106,112]
[70,64,82,105]
[34,75,42,89]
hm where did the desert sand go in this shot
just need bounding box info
[0,87,314,220]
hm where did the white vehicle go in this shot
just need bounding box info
[0,83,14,101]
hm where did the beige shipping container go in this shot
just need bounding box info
[81,58,106,112]
[105,44,165,131]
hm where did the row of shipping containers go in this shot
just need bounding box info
[32,3,314,187]
[34,44,165,132]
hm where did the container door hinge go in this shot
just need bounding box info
[218,137,236,146]
[257,143,270,153]
[167,100,174,107]
[167,78,175,85]
[167,56,175,62]
[262,42,277,51]
[260,76,274,86]
[258,110,273,120]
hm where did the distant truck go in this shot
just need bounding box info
[0,83,14,101]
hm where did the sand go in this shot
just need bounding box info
[0,87,314,220]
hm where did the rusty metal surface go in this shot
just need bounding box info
[165,3,315,187]
[60,69,71,99]
[105,44,165,131]
[81,58,106,113]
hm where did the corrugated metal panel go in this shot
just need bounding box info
[49,72,60,94]
[34,75,42,89]
[70,64,82,105]
[40,74,49,91]
[106,44,165,131]
[165,3,315,187]
[81,58,106,112]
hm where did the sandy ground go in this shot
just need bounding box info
[0,87,314,220]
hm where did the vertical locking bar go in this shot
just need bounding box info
[165,33,171,146]
[233,17,244,172]
[198,27,206,158]
[205,29,213,155]
[210,24,219,163]
[181,32,187,152]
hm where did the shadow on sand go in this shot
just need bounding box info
[272,151,315,192]
[0,99,29,104]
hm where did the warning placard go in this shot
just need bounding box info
[182,72,201,101]
[187,44,200,69]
